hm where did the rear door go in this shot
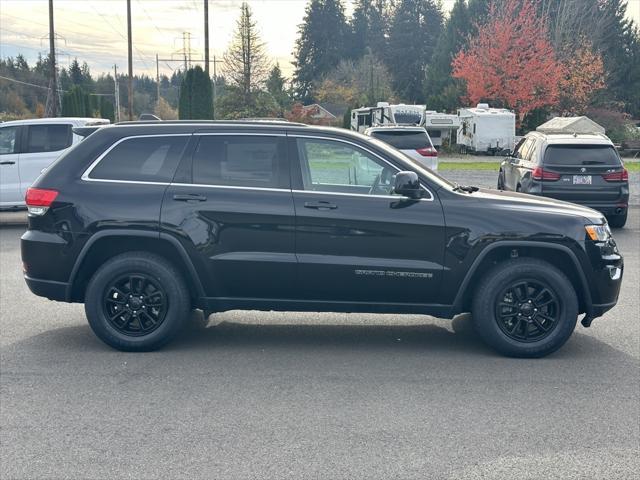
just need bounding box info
[291,135,446,304]
[161,131,296,300]
[0,125,22,206]
[20,123,73,196]
[540,144,625,203]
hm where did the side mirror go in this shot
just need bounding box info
[394,171,422,199]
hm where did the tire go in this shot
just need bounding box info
[471,258,578,358]
[85,252,191,351]
[516,184,522,192]
[607,212,627,229]
[497,171,505,190]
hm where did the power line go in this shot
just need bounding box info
[0,74,66,92]
[135,0,165,38]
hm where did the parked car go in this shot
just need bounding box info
[0,117,109,209]
[365,125,439,171]
[497,131,629,228]
[22,121,623,357]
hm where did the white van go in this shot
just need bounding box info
[0,117,109,209]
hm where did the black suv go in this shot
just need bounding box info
[498,132,630,228]
[22,121,623,357]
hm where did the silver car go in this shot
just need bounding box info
[365,125,439,171]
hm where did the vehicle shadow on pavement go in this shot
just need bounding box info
[2,312,634,366]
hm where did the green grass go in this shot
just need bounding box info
[438,161,640,172]
[439,162,501,171]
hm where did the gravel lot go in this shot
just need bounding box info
[1,202,638,478]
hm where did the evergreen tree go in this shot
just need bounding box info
[385,0,444,103]
[223,2,271,103]
[99,96,115,122]
[61,85,90,117]
[348,0,389,60]
[266,64,291,115]
[69,59,83,86]
[292,0,349,103]
[178,66,213,119]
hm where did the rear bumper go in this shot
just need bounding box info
[24,275,69,301]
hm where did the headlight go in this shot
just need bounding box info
[585,224,611,242]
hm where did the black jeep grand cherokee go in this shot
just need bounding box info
[21,121,623,357]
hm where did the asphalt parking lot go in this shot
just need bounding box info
[1,207,638,479]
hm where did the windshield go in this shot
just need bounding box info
[365,136,455,189]
[543,145,621,166]
[370,130,430,150]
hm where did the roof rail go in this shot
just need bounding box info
[114,119,308,127]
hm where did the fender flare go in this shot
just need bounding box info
[66,229,205,301]
[451,240,593,315]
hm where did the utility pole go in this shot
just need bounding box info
[126,0,133,120]
[156,54,160,108]
[114,64,120,122]
[204,0,209,75]
[45,0,59,117]
[211,55,223,120]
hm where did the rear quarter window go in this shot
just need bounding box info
[543,145,621,166]
[88,135,188,182]
[370,131,430,150]
[25,124,73,153]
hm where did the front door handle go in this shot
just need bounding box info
[173,193,207,202]
[0,161,16,165]
[304,201,337,210]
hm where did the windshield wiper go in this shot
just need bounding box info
[453,183,479,193]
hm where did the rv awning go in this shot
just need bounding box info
[536,116,605,134]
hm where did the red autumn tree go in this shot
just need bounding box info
[452,0,564,122]
[558,43,606,115]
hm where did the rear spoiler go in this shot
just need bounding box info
[72,126,103,138]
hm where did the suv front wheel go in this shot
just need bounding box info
[472,258,578,357]
[85,252,191,351]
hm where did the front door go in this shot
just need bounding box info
[0,125,22,206]
[162,132,296,300]
[291,136,446,304]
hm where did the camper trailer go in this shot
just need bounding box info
[350,103,426,132]
[423,111,461,148]
[457,104,516,154]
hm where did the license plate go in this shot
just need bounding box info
[573,175,592,185]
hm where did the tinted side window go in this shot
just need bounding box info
[193,135,287,188]
[297,138,398,196]
[0,127,18,155]
[26,124,72,153]
[89,136,188,182]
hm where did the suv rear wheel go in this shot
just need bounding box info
[85,252,191,351]
[607,212,627,229]
[471,258,578,357]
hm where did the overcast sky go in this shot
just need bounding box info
[1,0,639,79]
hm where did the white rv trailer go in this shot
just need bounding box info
[457,103,516,154]
[350,103,426,132]
[423,111,461,147]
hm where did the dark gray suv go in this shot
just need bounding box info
[498,132,629,227]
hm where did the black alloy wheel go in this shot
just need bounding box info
[495,280,560,343]
[103,274,168,336]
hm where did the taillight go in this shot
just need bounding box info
[602,169,628,182]
[532,167,560,181]
[416,147,437,157]
[25,187,58,216]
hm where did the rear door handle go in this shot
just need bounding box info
[0,161,16,165]
[173,193,207,202]
[304,201,337,210]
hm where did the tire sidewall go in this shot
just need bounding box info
[85,254,190,351]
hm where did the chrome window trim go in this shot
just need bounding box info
[80,133,192,182]
[172,183,289,193]
[289,134,434,201]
